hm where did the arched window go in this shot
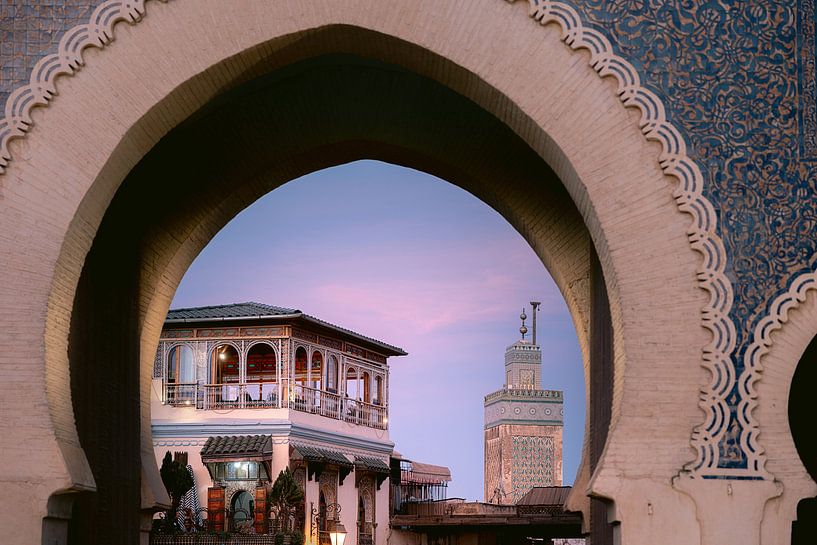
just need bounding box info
[246,343,277,405]
[358,497,366,539]
[212,344,239,384]
[166,345,196,405]
[345,366,359,400]
[294,347,308,386]
[319,491,328,532]
[358,477,374,544]
[311,351,323,391]
[327,355,339,392]
[167,345,195,384]
[374,375,383,406]
[247,343,276,383]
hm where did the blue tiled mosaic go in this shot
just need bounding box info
[573,0,811,471]
[1,0,816,472]
[0,1,96,108]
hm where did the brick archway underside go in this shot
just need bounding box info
[69,50,597,542]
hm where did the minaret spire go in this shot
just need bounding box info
[530,301,541,345]
[485,301,564,502]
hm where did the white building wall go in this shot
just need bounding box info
[304,473,320,542]
[375,481,390,545]
[337,475,358,545]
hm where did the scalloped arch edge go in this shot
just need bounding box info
[0,0,749,478]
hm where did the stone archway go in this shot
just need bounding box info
[749,275,817,544]
[0,1,722,543]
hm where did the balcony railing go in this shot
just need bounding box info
[201,382,282,410]
[165,379,387,429]
[285,382,387,429]
[165,383,197,406]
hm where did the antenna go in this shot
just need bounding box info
[530,301,541,345]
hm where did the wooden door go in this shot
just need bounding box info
[254,486,268,534]
[207,486,225,532]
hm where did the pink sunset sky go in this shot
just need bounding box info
[171,160,585,501]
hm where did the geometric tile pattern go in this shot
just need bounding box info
[511,435,554,502]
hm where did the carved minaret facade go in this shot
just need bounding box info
[484,303,564,504]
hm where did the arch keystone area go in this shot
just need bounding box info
[0,0,746,479]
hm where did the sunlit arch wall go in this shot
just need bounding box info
[0,0,788,543]
[753,280,817,543]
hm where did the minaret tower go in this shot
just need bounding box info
[484,302,564,504]
[504,306,542,390]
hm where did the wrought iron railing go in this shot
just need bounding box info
[165,383,198,406]
[201,383,241,409]
[242,381,281,408]
[151,535,278,545]
[172,379,387,429]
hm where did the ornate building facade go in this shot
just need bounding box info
[484,306,564,504]
[152,302,403,544]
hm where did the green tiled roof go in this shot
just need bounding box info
[200,435,272,459]
[168,302,298,321]
[354,456,390,474]
[291,443,353,468]
[164,301,406,356]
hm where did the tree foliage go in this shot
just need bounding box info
[159,451,194,530]
[269,467,304,533]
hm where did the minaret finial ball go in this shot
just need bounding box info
[519,308,528,340]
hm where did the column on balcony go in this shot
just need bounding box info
[362,372,370,403]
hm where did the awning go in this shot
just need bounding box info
[402,461,452,484]
[516,486,572,506]
[200,435,272,462]
[290,443,353,468]
[354,456,390,474]
[355,456,390,489]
